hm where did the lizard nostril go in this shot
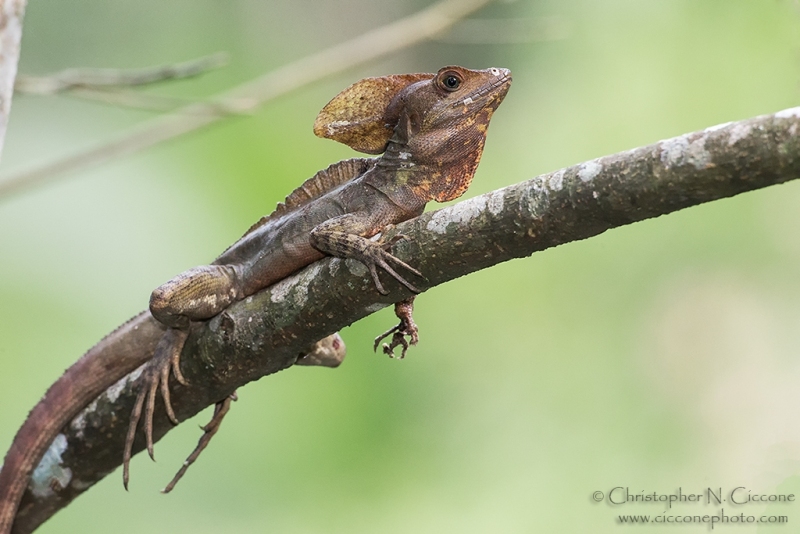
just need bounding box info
[490,68,500,76]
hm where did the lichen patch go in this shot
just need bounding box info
[345,258,368,277]
[71,366,144,439]
[548,169,565,191]
[328,258,341,277]
[727,122,753,146]
[660,134,712,170]
[69,397,98,440]
[775,107,800,119]
[704,121,733,133]
[487,190,504,216]
[31,434,73,498]
[522,177,550,218]
[270,263,322,307]
[578,160,602,182]
[426,196,487,234]
[106,366,143,403]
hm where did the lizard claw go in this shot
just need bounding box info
[367,263,388,295]
[373,325,417,358]
[162,393,236,493]
[123,328,188,488]
[123,384,147,490]
[363,242,424,294]
[160,361,179,426]
[143,369,160,459]
[374,298,418,359]
[377,230,408,250]
[310,221,425,295]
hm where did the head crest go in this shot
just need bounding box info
[313,73,431,154]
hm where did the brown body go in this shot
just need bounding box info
[0,65,511,533]
[215,159,421,298]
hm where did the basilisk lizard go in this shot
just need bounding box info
[0,65,511,533]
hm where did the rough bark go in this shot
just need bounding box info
[11,106,800,532]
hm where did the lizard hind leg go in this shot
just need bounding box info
[123,264,241,488]
[161,392,236,493]
[123,327,188,489]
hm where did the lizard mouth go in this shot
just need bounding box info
[452,68,512,109]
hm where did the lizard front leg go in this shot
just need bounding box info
[310,214,423,357]
[309,214,423,294]
[373,297,418,359]
[123,264,242,488]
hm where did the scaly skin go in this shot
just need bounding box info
[0,315,343,534]
[0,312,160,534]
[0,65,511,534]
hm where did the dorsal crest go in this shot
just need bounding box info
[240,158,377,239]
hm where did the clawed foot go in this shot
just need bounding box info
[311,221,426,295]
[373,321,418,358]
[364,234,424,295]
[373,298,418,359]
[123,328,189,489]
[162,392,237,493]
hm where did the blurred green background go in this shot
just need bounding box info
[2,0,800,532]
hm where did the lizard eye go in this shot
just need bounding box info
[438,71,462,92]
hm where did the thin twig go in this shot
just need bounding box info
[12,54,230,114]
[13,53,229,95]
[49,87,222,114]
[0,0,495,200]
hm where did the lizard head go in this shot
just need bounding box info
[393,66,512,143]
[314,66,511,154]
[391,66,512,201]
[315,66,511,202]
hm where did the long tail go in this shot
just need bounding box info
[0,312,156,534]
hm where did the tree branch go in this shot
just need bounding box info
[14,53,228,94]
[0,0,26,162]
[9,106,800,533]
[13,53,230,113]
[0,0,494,200]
